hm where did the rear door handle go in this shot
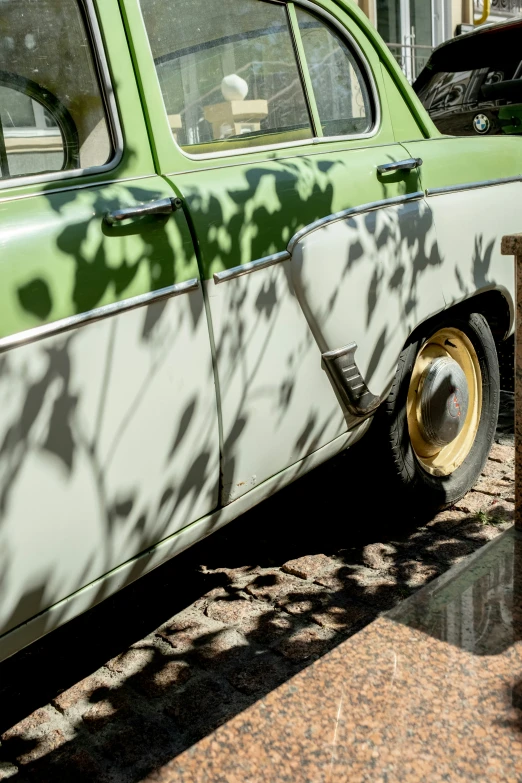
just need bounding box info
[377,157,423,175]
[104,196,183,226]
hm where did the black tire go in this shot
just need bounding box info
[378,311,499,511]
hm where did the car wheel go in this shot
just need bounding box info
[380,312,499,511]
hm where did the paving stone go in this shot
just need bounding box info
[425,509,468,533]
[241,608,295,646]
[454,521,510,542]
[226,654,290,695]
[481,459,512,480]
[164,675,244,737]
[4,727,67,766]
[0,762,17,780]
[245,571,328,615]
[52,670,115,713]
[454,491,495,514]
[52,668,132,734]
[82,694,128,731]
[361,543,397,570]
[134,659,193,698]
[424,536,482,565]
[106,645,155,678]
[0,707,72,766]
[311,601,372,632]
[156,609,225,656]
[332,568,412,611]
[473,476,513,496]
[390,560,442,588]
[193,627,249,666]
[276,625,335,661]
[489,500,515,522]
[1,708,52,742]
[97,717,173,771]
[314,567,354,591]
[205,596,261,625]
[282,554,338,581]
[32,748,109,783]
[488,443,515,463]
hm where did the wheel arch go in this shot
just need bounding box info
[404,287,513,355]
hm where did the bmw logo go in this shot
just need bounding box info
[473,113,490,134]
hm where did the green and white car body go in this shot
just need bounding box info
[0,0,519,662]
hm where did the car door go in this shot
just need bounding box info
[0,0,219,641]
[126,0,443,504]
[397,134,522,320]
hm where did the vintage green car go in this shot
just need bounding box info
[0,0,519,662]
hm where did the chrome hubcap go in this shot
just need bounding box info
[418,356,469,448]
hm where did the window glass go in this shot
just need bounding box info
[296,8,373,137]
[417,57,522,116]
[140,0,313,154]
[0,0,112,182]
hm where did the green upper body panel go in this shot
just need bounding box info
[0,0,520,342]
[0,0,197,342]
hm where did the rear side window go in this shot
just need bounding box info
[140,0,313,154]
[0,0,113,182]
[296,7,373,137]
[140,0,376,156]
[417,57,522,114]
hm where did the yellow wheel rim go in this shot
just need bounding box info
[407,327,482,477]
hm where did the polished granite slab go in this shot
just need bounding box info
[145,526,522,782]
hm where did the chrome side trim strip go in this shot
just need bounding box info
[213,251,290,284]
[287,191,424,253]
[426,175,522,197]
[0,279,199,354]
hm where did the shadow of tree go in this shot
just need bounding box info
[0,410,514,780]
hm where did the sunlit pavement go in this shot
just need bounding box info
[0,394,515,782]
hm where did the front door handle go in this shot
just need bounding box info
[104,196,183,226]
[377,157,423,175]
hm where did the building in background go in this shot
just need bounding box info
[356,0,522,81]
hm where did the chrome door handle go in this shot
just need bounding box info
[104,196,183,226]
[377,157,423,175]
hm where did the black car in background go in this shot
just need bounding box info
[414,19,522,137]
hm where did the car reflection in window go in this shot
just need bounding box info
[0,71,80,179]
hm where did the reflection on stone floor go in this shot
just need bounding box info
[390,526,521,655]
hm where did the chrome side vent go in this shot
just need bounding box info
[322,342,381,417]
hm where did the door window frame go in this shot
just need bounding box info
[0,0,123,192]
[136,0,381,162]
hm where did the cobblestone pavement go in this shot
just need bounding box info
[0,395,516,782]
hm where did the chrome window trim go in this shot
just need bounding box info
[213,192,424,283]
[287,191,424,252]
[426,175,522,197]
[0,0,124,193]
[142,0,381,164]
[213,251,290,284]
[0,279,199,354]
[168,141,398,178]
[0,174,156,205]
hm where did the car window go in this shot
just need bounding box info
[296,7,373,137]
[417,57,522,114]
[140,0,313,155]
[0,0,112,182]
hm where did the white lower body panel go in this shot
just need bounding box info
[206,268,347,504]
[0,419,369,663]
[0,288,219,637]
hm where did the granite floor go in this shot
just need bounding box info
[149,526,522,782]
